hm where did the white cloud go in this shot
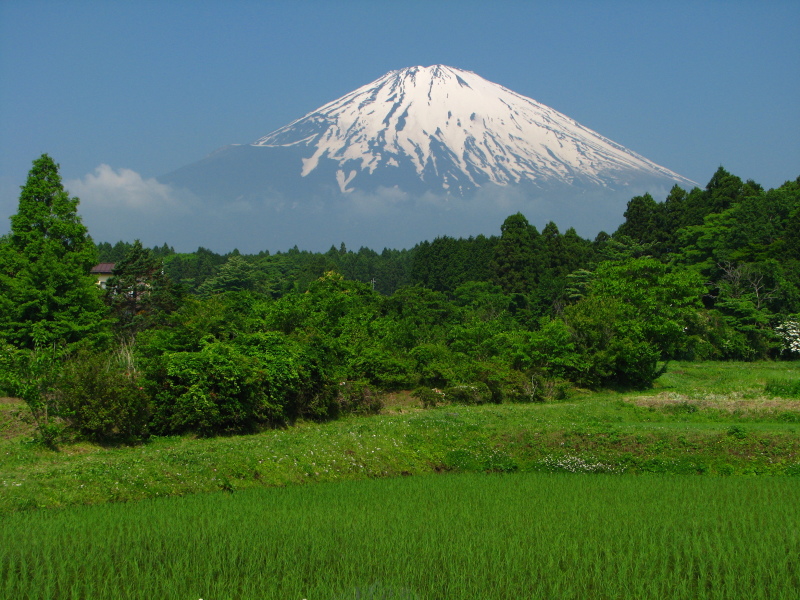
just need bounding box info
[65,165,205,248]
[67,164,192,213]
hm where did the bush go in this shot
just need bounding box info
[442,383,492,405]
[501,371,570,403]
[413,383,492,407]
[561,296,663,389]
[59,349,150,441]
[0,343,65,447]
[147,342,272,435]
[348,349,414,390]
[232,332,312,418]
[145,332,340,435]
[412,387,446,408]
[335,380,384,415]
[409,343,459,388]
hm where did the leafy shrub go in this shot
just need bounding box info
[145,331,341,435]
[561,296,662,389]
[716,326,760,361]
[501,370,570,403]
[699,306,781,361]
[442,382,492,405]
[147,342,272,435]
[231,332,307,415]
[58,349,150,441]
[409,343,459,388]
[515,319,581,378]
[335,380,384,415]
[0,342,65,446]
[412,387,446,408]
[348,349,414,390]
[277,334,339,421]
[727,425,748,439]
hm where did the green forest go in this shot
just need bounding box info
[1,154,799,444]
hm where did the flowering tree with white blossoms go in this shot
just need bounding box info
[775,318,800,355]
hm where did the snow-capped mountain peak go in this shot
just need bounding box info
[253,65,694,194]
[157,65,696,252]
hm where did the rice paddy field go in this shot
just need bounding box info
[1,361,799,599]
[1,473,798,599]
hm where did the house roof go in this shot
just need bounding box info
[91,263,116,274]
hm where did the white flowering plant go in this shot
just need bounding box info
[775,318,800,355]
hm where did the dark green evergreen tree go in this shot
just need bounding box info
[615,193,660,243]
[659,185,689,254]
[785,204,800,261]
[490,213,539,295]
[197,254,258,296]
[704,167,745,214]
[0,154,108,349]
[105,240,180,339]
[681,167,744,227]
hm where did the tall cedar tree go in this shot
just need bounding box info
[0,154,107,349]
[491,213,539,295]
[105,240,180,339]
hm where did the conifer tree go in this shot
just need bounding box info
[615,193,660,243]
[105,240,180,339]
[490,213,539,295]
[197,254,258,296]
[0,154,108,349]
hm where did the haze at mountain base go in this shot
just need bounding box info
[81,156,674,252]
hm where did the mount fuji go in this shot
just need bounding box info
[156,65,695,252]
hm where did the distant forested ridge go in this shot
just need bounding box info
[3,158,799,443]
[98,166,800,335]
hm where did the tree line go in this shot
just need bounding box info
[1,154,798,445]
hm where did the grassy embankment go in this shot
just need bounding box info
[1,361,798,512]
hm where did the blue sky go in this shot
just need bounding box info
[1,0,798,246]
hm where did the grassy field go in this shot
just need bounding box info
[1,473,798,599]
[0,360,799,598]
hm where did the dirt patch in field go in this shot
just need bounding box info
[628,391,800,415]
[0,397,35,440]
